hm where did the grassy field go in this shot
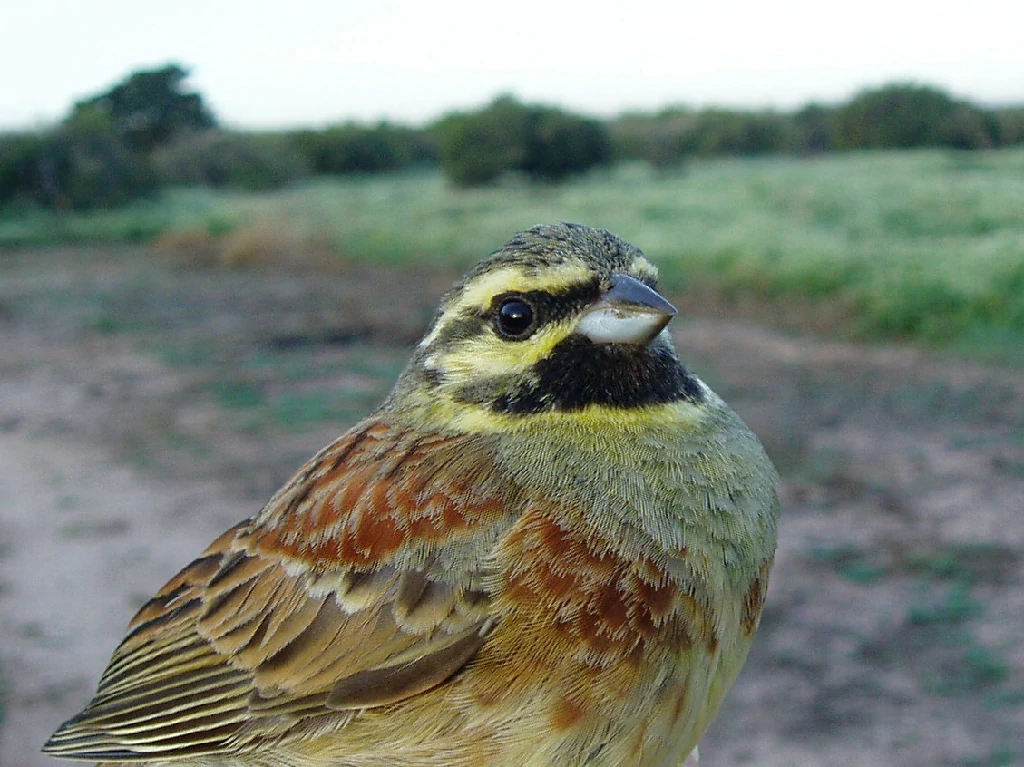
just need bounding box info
[3,148,1023,356]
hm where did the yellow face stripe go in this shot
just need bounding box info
[456,399,707,434]
[404,387,708,436]
[455,262,596,311]
[420,261,596,349]
[436,320,574,378]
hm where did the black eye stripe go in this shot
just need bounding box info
[424,278,604,351]
[486,279,602,326]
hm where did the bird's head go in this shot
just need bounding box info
[387,223,705,432]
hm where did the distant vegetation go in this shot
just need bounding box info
[2,64,1024,211]
[3,150,1023,359]
[434,95,610,185]
[3,65,1023,358]
[1,65,214,210]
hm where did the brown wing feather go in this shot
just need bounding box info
[44,420,517,761]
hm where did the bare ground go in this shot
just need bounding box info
[1,246,1022,767]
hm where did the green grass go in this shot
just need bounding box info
[4,149,1024,352]
[0,188,237,247]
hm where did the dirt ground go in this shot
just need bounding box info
[1,246,1022,767]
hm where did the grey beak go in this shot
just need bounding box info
[576,274,677,345]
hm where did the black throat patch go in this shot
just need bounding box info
[456,336,704,414]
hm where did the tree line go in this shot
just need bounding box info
[2,64,1023,211]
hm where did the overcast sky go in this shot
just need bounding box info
[4,0,1022,130]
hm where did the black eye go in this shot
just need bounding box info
[495,297,535,340]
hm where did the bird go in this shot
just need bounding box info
[44,222,779,766]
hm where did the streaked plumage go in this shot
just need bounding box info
[45,223,779,766]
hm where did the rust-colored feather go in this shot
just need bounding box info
[44,420,518,760]
[496,510,711,663]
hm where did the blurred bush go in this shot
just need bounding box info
[993,107,1024,146]
[520,106,611,181]
[47,119,158,210]
[434,96,610,186]
[152,131,308,191]
[834,83,998,150]
[610,108,797,167]
[289,122,437,174]
[608,84,1016,168]
[791,103,837,153]
[434,98,525,186]
[0,132,47,207]
[1,64,213,210]
[610,114,689,170]
[3,71,1023,212]
[70,63,216,152]
[682,109,795,156]
[1,113,156,211]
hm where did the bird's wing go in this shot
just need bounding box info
[44,420,517,761]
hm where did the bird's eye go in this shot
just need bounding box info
[494,297,536,340]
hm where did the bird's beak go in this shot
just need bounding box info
[575,274,677,345]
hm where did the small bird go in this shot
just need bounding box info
[45,223,779,766]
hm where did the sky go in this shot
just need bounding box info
[3,0,1023,130]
